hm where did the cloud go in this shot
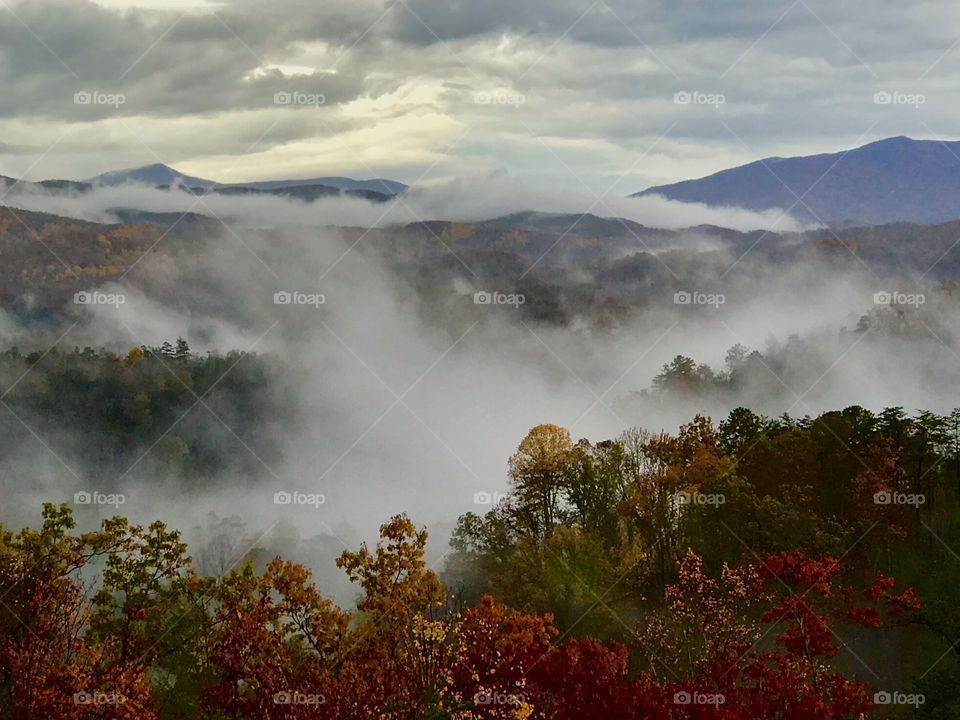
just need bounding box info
[2,169,805,231]
[3,191,945,541]
[0,0,959,191]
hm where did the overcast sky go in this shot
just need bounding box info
[2,0,958,191]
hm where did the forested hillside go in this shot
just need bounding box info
[4,405,960,718]
[0,344,286,487]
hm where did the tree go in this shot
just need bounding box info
[624,416,725,580]
[0,505,156,720]
[124,346,145,365]
[638,549,916,720]
[718,406,765,456]
[173,337,190,361]
[202,558,349,719]
[564,439,630,546]
[652,355,715,395]
[506,424,575,540]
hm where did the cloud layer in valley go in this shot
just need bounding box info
[0,172,805,232]
[1,185,958,598]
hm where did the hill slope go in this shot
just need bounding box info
[634,136,960,226]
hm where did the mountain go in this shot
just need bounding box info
[7,199,960,325]
[239,176,408,195]
[198,184,396,203]
[634,136,960,226]
[0,175,91,194]
[87,163,217,189]
[84,164,406,197]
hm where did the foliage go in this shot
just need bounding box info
[0,345,288,486]
[6,404,960,717]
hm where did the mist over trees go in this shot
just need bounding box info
[0,343,287,492]
[8,404,960,718]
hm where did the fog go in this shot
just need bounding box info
[0,171,805,232]
[1,179,957,602]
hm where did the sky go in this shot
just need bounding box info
[1,0,958,192]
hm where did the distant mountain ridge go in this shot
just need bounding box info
[634,136,960,226]
[88,164,216,190]
[83,163,407,197]
[8,203,960,322]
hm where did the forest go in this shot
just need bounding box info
[0,343,287,488]
[3,402,959,719]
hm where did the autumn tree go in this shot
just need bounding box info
[202,558,349,719]
[0,505,156,720]
[334,514,448,717]
[506,424,575,540]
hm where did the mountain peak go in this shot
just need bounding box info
[868,135,913,144]
[634,136,960,226]
[88,163,215,189]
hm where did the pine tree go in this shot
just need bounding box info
[174,336,190,360]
